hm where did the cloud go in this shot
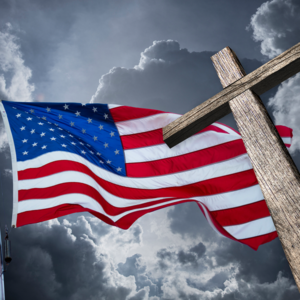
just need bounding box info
[0,23,34,102]
[4,217,151,300]
[90,40,223,114]
[268,73,300,153]
[248,0,300,58]
[248,1,300,154]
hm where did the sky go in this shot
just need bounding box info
[0,0,300,299]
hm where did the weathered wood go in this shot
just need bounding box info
[212,47,300,291]
[163,42,300,148]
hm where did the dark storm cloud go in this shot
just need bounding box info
[4,217,152,300]
[156,242,206,269]
[91,39,273,127]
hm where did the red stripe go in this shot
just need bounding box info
[197,203,277,250]
[126,140,246,177]
[110,106,165,122]
[18,160,258,199]
[121,125,229,150]
[210,200,270,227]
[16,201,277,250]
[275,125,293,138]
[19,182,185,216]
[239,231,277,250]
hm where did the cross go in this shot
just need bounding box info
[163,43,300,291]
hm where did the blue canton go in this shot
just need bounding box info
[2,100,126,176]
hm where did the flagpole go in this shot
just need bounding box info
[0,230,5,300]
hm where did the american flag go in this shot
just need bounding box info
[0,100,293,250]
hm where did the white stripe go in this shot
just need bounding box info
[18,170,263,211]
[214,123,240,136]
[18,194,190,222]
[108,104,123,109]
[19,171,174,208]
[116,113,180,135]
[282,137,291,145]
[201,185,264,211]
[125,130,241,163]
[223,216,276,240]
[17,151,253,189]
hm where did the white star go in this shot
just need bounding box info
[90,151,94,154]
[92,107,97,113]
[58,128,63,130]
[42,145,47,149]
[61,144,67,148]
[32,143,37,147]
[110,131,115,137]
[117,167,122,172]
[81,150,86,154]
[100,160,104,164]
[58,114,63,119]
[30,129,35,134]
[23,151,28,155]
[86,144,91,147]
[42,116,47,120]
[38,122,44,125]
[12,107,16,109]
[87,118,92,123]
[50,137,56,141]
[46,107,51,112]
[27,117,32,121]
[71,142,76,145]
[97,152,101,156]
[60,135,65,138]
[20,126,25,131]
[16,114,21,118]
[99,125,103,130]
[75,111,81,117]
[80,142,84,145]
[114,149,120,155]
[30,109,34,113]
[49,128,55,131]
[69,134,73,137]
[54,123,58,126]
[40,132,46,137]
[104,113,108,119]
[82,129,86,134]
[82,103,86,106]
[106,160,111,164]
[22,139,28,143]
[48,122,51,124]
[63,104,69,110]
[93,136,98,141]
[104,142,109,148]
[70,121,75,127]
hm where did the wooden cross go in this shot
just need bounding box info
[163,43,300,291]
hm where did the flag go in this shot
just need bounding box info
[0,100,293,250]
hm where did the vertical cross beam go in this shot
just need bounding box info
[211,47,300,290]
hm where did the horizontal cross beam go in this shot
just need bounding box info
[163,42,300,148]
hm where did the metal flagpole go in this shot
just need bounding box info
[0,230,5,300]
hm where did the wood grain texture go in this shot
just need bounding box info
[212,47,300,292]
[163,42,300,148]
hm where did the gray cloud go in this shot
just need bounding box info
[248,0,300,58]
[0,24,34,102]
[4,217,154,300]
[248,0,300,155]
